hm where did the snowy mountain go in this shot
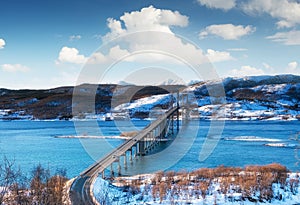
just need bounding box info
[1,74,300,120]
[113,75,300,120]
[195,75,300,120]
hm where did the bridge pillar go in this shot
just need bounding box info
[124,154,127,169]
[102,170,105,179]
[110,164,114,177]
[177,108,180,131]
[134,144,138,159]
[138,141,145,156]
[129,148,133,163]
[171,115,174,134]
[118,160,121,176]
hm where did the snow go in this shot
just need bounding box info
[224,136,282,142]
[0,109,33,120]
[264,143,298,148]
[109,75,300,121]
[113,94,173,114]
[93,172,300,205]
[197,101,300,121]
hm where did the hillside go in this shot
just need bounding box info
[0,84,182,120]
[194,75,300,120]
[0,74,300,120]
[114,75,300,121]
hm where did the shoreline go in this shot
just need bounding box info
[1,116,300,122]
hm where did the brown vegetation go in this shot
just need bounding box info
[120,131,138,138]
[0,157,68,204]
[119,163,291,203]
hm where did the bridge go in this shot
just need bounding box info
[70,93,189,205]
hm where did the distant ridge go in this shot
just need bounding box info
[0,74,300,120]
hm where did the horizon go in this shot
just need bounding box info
[1,73,300,90]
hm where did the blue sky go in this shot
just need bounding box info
[0,0,300,89]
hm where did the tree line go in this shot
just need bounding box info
[0,157,68,205]
[116,163,295,204]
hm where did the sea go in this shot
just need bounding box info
[0,120,299,178]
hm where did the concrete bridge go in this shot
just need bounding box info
[70,93,190,204]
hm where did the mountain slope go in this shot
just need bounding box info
[1,75,300,120]
[114,75,300,120]
[0,84,183,120]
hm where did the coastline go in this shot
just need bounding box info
[1,115,300,122]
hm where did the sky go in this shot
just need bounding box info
[0,0,300,89]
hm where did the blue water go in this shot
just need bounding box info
[0,120,299,178]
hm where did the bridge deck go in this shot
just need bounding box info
[71,105,180,205]
[80,106,179,177]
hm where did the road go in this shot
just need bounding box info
[70,106,179,204]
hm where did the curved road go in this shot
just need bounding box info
[69,106,179,204]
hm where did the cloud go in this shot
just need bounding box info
[266,30,300,45]
[286,61,300,74]
[90,6,208,66]
[229,65,265,77]
[102,5,189,41]
[64,4,233,86]
[197,0,236,10]
[88,45,130,64]
[199,24,256,40]
[69,35,82,41]
[103,18,126,41]
[206,49,234,63]
[0,38,5,49]
[56,47,87,64]
[2,64,30,72]
[242,0,300,28]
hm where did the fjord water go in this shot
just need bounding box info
[0,120,299,177]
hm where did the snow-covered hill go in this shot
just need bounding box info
[1,75,300,121]
[113,75,300,121]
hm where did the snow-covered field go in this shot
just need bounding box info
[93,171,300,205]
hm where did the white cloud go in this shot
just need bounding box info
[0,39,5,49]
[286,61,300,74]
[88,45,130,64]
[197,0,236,10]
[266,30,300,45]
[69,35,82,41]
[242,0,300,28]
[103,18,126,41]
[57,47,87,64]
[64,5,232,86]
[2,64,30,72]
[229,65,265,77]
[199,24,256,40]
[89,6,208,66]
[102,5,188,41]
[206,49,234,63]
